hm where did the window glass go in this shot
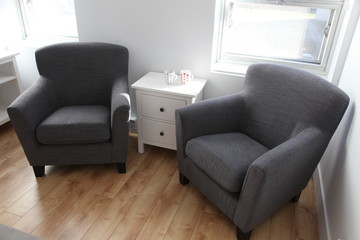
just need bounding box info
[19,0,78,38]
[223,3,332,64]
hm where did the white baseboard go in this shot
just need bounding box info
[313,166,331,240]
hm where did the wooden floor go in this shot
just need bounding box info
[0,123,319,240]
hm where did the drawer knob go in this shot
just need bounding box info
[160,131,164,136]
[160,107,164,112]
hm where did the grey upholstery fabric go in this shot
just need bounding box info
[182,156,239,219]
[186,133,268,192]
[36,105,111,144]
[35,42,128,106]
[8,42,130,176]
[241,64,347,149]
[0,224,41,240]
[175,63,349,235]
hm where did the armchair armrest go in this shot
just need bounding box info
[7,77,58,162]
[110,76,130,163]
[175,93,246,164]
[233,127,329,232]
[111,76,130,127]
[176,93,246,140]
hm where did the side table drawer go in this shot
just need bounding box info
[141,94,186,122]
[142,119,176,146]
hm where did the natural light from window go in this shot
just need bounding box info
[224,4,331,63]
[19,0,78,39]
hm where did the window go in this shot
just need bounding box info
[212,0,344,75]
[18,0,78,39]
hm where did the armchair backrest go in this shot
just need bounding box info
[242,63,349,149]
[35,42,129,106]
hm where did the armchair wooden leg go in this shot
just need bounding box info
[237,227,252,240]
[179,172,189,185]
[291,191,302,203]
[33,166,45,177]
[117,163,126,174]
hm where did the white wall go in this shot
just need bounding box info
[74,0,244,105]
[13,46,39,90]
[316,14,360,240]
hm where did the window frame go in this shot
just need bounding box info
[211,0,345,76]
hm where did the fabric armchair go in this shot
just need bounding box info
[8,42,130,177]
[175,63,349,239]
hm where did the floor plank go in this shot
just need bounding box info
[80,147,164,240]
[52,194,111,240]
[108,151,178,240]
[6,166,69,216]
[163,186,206,240]
[136,168,188,240]
[0,211,21,226]
[0,123,319,240]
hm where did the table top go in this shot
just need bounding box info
[131,72,207,98]
[0,50,19,61]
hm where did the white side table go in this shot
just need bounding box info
[131,72,207,153]
[0,51,21,126]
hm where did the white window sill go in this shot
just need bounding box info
[211,61,248,77]
[211,59,331,82]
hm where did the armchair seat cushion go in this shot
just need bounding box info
[36,105,111,145]
[186,132,269,192]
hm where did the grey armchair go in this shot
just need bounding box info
[8,42,130,177]
[175,63,349,239]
